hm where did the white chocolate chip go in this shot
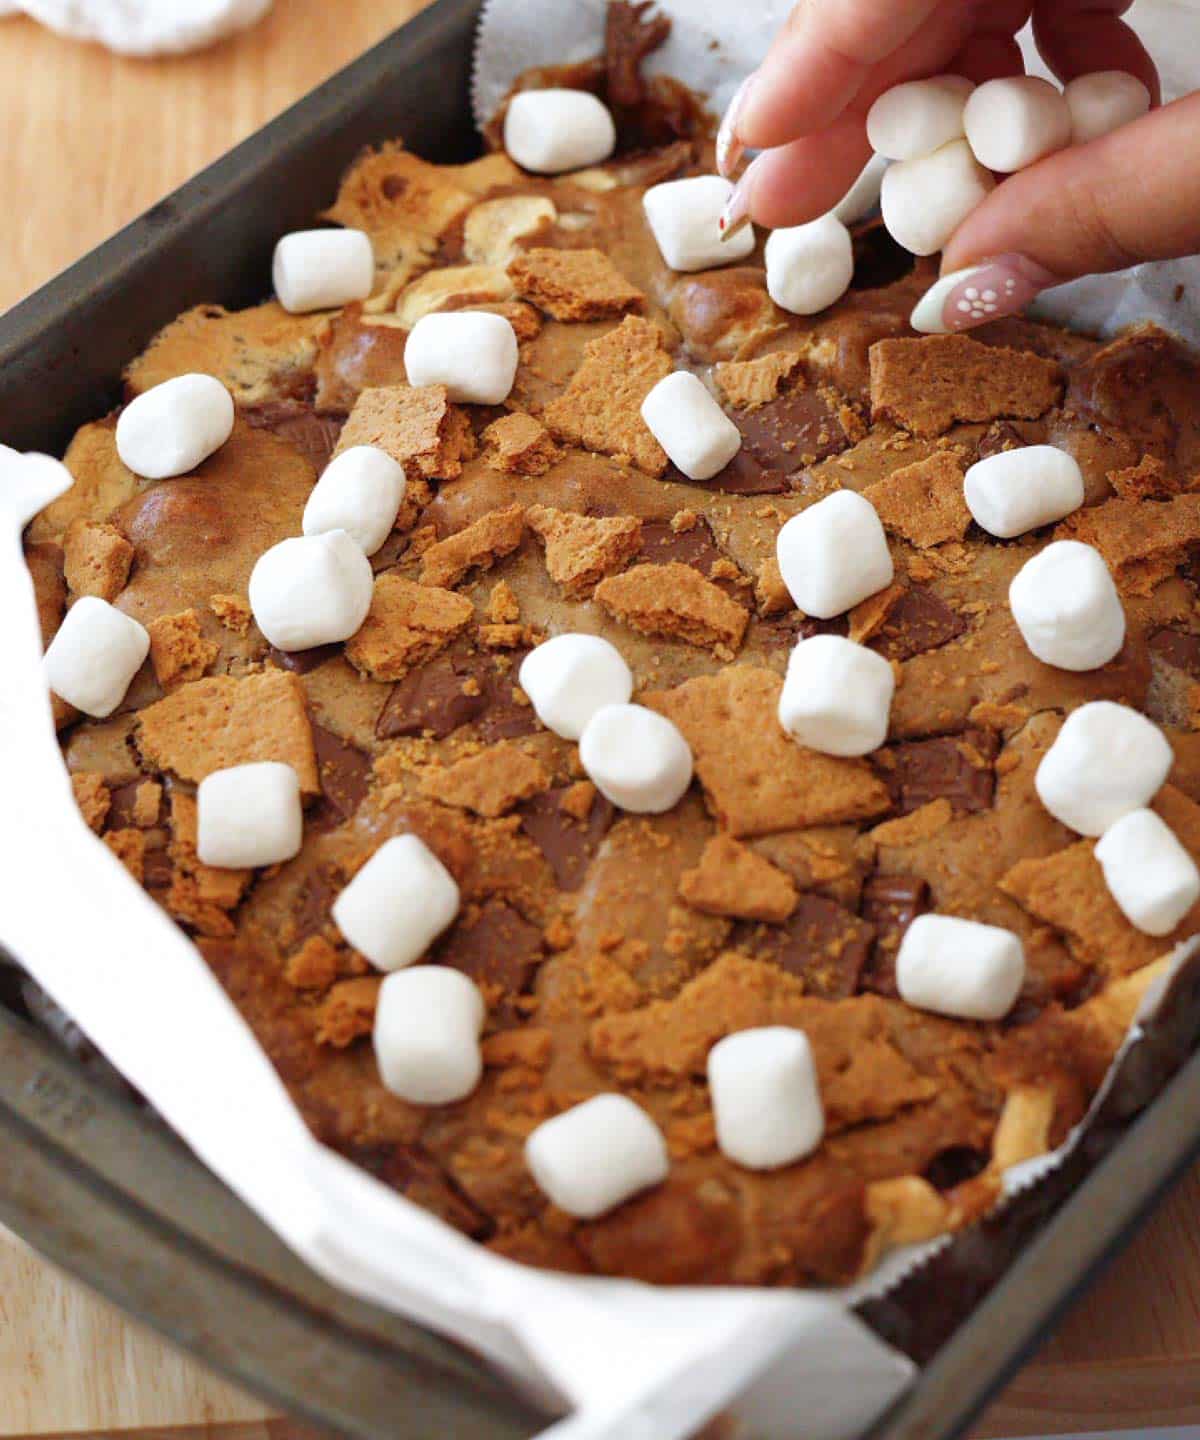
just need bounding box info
[1008,540,1125,671]
[764,214,854,316]
[963,445,1084,538]
[196,762,303,869]
[708,1027,824,1170]
[643,174,755,272]
[640,371,741,480]
[502,88,617,175]
[831,151,889,225]
[866,75,973,161]
[302,445,407,557]
[1035,701,1173,837]
[525,1094,669,1219]
[579,703,693,814]
[1064,71,1151,146]
[776,490,894,619]
[896,914,1026,1021]
[778,634,894,757]
[880,139,995,256]
[332,834,460,972]
[374,967,485,1105]
[1094,808,1200,937]
[964,75,1071,172]
[43,595,149,719]
[248,529,374,652]
[272,228,374,314]
[518,634,633,741]
[115,373,234,480]
[403,311,519,405]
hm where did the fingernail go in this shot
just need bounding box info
[719,173,753,244]
[716,75,755,180]
[909,256,1058,334]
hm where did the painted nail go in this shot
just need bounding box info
[909,256,1058,334]
[718,173,753,244]
[716,75,755,180]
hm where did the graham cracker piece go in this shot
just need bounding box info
[595,562,748,655]
[136,670,319,795]
[645,667,892,837]
[543,315,672,477]
[526,503,643,599]
[481,1028,553,1070]
[315,977,382,1048]
[755,556,792,616]
[336,384,474,481]
[421,742,550,817]
[1055,493,1200,597]
[487,579,520,624]
[848,582,906,645]
[147,609,220,689]
[864,450,971,548]
[71,772,110,833]
[284,935,341,990]
[62,519,134,602]
[678,834,798,922]
[210,593,252,635]
[482,412,560,476]
[1107,454,1180,501]
[419,504,525,589]
[507,248,644,321]
[344,574,473,681]
[104,828,146,884]
[869,334,1062,438]
[131,780,163,828]
[714,352,804,411]
[164,789,252,938]
[869,798,953,847]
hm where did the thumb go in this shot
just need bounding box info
[910,93,1200,334]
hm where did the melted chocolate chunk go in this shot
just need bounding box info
[859,872,929,998]
[758,611,850,649]
[106,778,165,829]
[924,1146,989,1192]
[268,643,343,675]
[876,728,998,815]
[377,654,492,740]
[737,894,874,999]
[436,899,544,1014]
[244,400,346,473]
[640,516,726,572]
[309,725,372,829]
[289,864,339,946]
[666,448,789,496]
[476,656,542,743]
[520,785,615,891]
[975,420,1029,461]
[1150,627,1200,680]
[735,384,854,476]
[345,1142,492,1238]
[866,588,967,662]
[849,218,915,291]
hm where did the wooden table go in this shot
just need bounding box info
[2,1,1199,1434]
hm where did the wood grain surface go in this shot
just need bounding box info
[2,0,1199,1435]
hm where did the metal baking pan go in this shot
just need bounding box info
[3,3,1200,1435]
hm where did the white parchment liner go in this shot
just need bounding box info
[3,2,1200,1436]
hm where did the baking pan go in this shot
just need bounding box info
[4,2,1200,1436]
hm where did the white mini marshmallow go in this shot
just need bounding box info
[963,445,1084,538]
[776,490,894,619]
[374,966,485,1105]
[1095,808,1200,937]
[525,1094,669,1219]
[1008,540,1125,671]
[708,1027,824,1170]
[866,75,973,161]
[640,371,741,480]
[248,529,373,651]
[519,634,633,741]
[115,373,234,480]
[332,834,460,972]
[43,596,149,719]
[272,228,374,314]
[764,214,854,316]
[503,88,617,174]
[1064,71,1151,145]
[302,445,407,556]
[880,139,995,256]
[964,75,1071,172]
[643,175,755,272]
[196,762,302,869]
[778,635,894,757]
[831,151,889,224]
[404,311,519,406]
[896,914,1025,1021]
[1035,701,1173,837]
[579,703,693,814]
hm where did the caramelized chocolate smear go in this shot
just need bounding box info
[736,895,874,999]
[876,728,998,816]
[243,400,346,473]
[866,588,967,662]
[520,785,616,891]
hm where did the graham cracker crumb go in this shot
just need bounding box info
[479,622,537,649]
[421,741,550,817]
[420,504,525,589]
[336,383,474,481]
[526,503,643,599]
[595,562,748,654]
[848,582,906,645]
[71,772,110,833]
[129,779,163,827]
[147,609,220,689]
[284,935,341,990]
[487,579,520,624]
[714,352,804,410]
[508,248,644,321]
[345,573,473,681]
[315,977,382,1048]
[63,518,134,601]
[755,556,792,616]
[482,412,560,476]
[561,780,596,821]
[210,593,252,635]
[482,1028,553,1069]
[1107,454,1179,501]
[104,827,145,883]
[864,450,971,548]
[679,834,797,922]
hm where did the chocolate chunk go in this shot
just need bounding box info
[975,420,1029,461]
[637,516,747,598]
[289,864,339,946]
[106,778,165,830]
[377,651,540,743]
[520,784,615,891]
[268,642,343,675]
[1150,627,1200,680]
[859,872,929,998]
[923,1146,988,1191]
[876,728,998,815]
[866,588,967,662]
[309,725,372,829]
[244,400,346,473]
[345,1142,492,1239]
[476,655,542,743]
[666,448,788,495]
[758,611,850,650]
[849,218,915,291]
[736,894,874,999]
[435,899,544,1001]
[735,384,854,474]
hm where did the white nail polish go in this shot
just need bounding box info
[909,266,989,334]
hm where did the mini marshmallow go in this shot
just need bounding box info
[43,596,149,719]
[518,634,633,741]
[196,762,302,869]
[404,311,519,406]
[831,151,889,225]
[643,175,755,272]
[525,1094,669,1219]
[272,228,374,314]
[866,75,973,161]
[302,445,407,556]
[964,75,1071,172]
[778,634,894,757]
[1008,540,1125,671]
[880,139,995,256]
[332,834,460,972]
[896,913,1026,1021]
[1035,701,1173,837]
[640,371,741,480]
[115,373,234,480]
[248,529,374,652]
[963,445,1084,538]
[776,490,894,619]
[579,703,693,814]
[503,88,617,174]
[708,1027,824,1170]
[1094,809,1200,937]
[374,967,485,1105]
[764,214,854,316]
[1065,71,1151,145]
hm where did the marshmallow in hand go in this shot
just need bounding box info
[1095,809,1200,937]
[866,75,973,161]
[404,311,519,405]
[708,1027,824,1170]
[1064,71,1151,146]
[302,445,407,556]
[579,703,693,813]
[964,76,1071,172]
[640,371,741,480]
[333,834,460,972]
[503,88,617,174]
[896,914,1025,1021]
[643,175,755,272]
[196,762,302,869]
[778,634,894,757]
[1035,701,1173,836]
[116,373,234,480]
[374,966,485,1105]
[880,139,995,256]
[518,634,633,741]
[1008,540,1125,671]
[525,1094,669,1218]
[43,596,149,719]
[272,229,374,314]
[776,490,894,619]
[764,214,854,316]
[248,529,374,651]
[963,446,1084,538]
